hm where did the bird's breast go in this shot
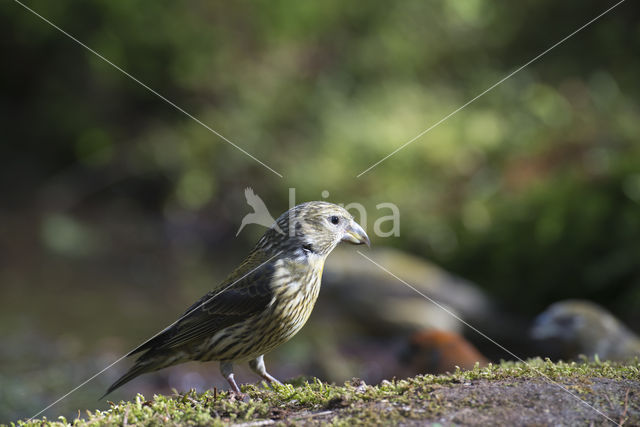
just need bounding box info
[268,260,324,339]
[201,259,325,362]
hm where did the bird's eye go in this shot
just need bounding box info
[330,216,340,225]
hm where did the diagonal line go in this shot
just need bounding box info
[13,0,283,178]
[356,0,627,178]
[356,250,620,426]
[29,250,283,420]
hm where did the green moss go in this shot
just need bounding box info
[13,358,640,426]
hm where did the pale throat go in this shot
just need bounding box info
[273,253,326,298]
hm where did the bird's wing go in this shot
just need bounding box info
[128,251,276,355]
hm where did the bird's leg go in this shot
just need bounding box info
[249,355,283,387]
[220,361,242,395]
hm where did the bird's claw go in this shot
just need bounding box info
[228,391,250,402]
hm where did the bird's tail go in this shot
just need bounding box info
[102,349,185,399]
[101,362,152,399]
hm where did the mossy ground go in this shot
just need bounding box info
[12,359,640,426]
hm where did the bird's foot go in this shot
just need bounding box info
[224,372,249,401]
[228,390,250,402]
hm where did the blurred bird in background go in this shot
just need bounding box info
[300,247,505,384]
[319,247,529,364]
[105,201,370,396]
[531,300,640,362]
[399,330,489,375]
[322,247,495,335]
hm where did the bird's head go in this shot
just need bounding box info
[530,300,633,359]
[258,201,370,257]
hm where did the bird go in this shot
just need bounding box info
[104,201,370,397]
[235,187,283,236]
[530,300,640,362]
[399,329,489,375]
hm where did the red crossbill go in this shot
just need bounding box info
[105,202,369,396]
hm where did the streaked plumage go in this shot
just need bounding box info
[105,201,370,396]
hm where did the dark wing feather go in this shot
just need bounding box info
[128,252,275,356]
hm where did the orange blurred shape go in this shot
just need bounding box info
[402,330,489,375]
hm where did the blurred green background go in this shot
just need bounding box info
[2,0,639,422]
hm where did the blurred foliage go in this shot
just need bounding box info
[2,0,640,315]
